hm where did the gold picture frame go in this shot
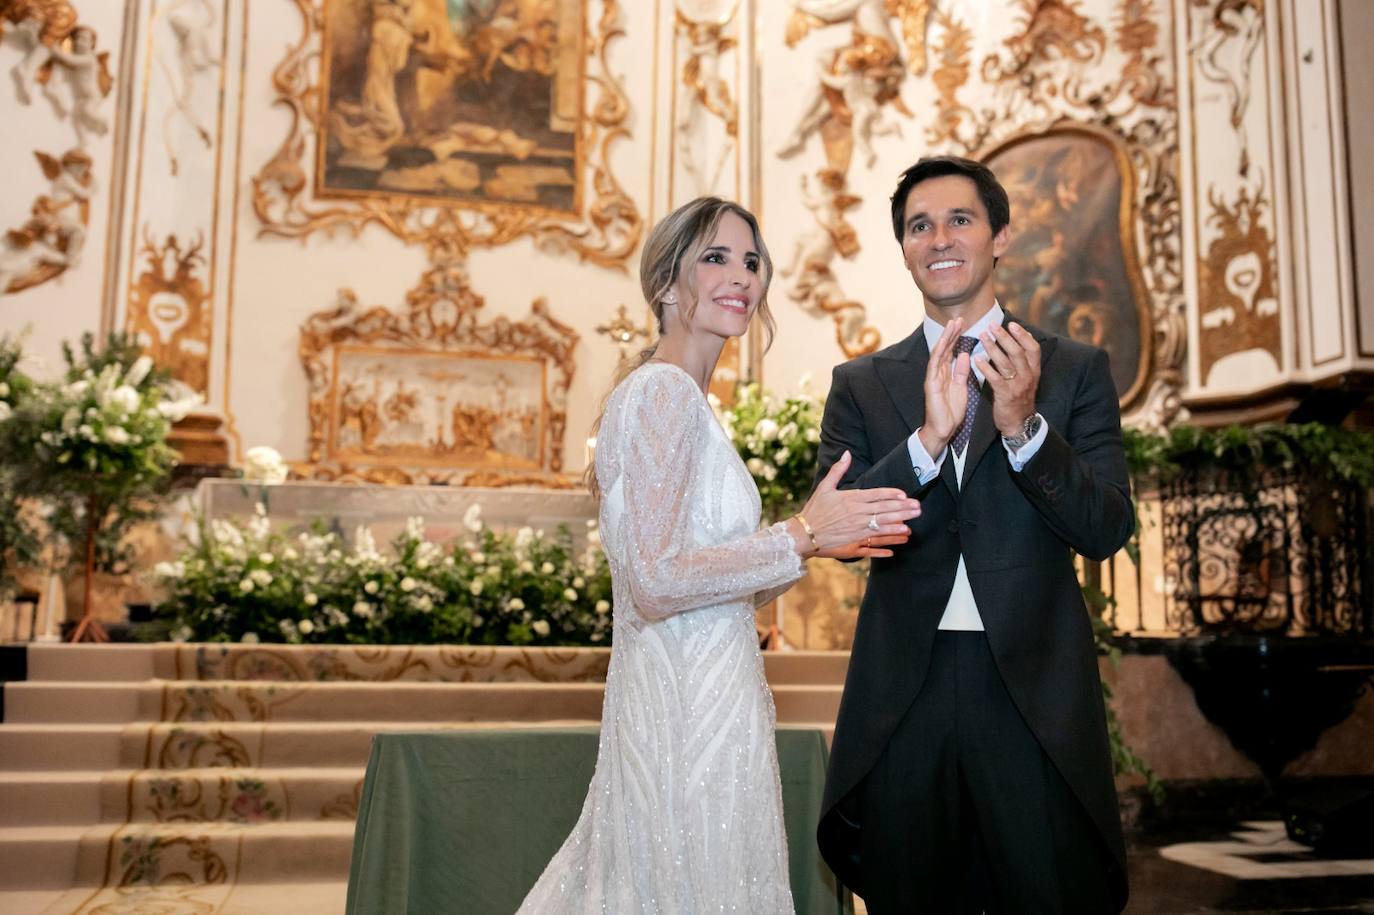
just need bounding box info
[984,124,1154,409]
[299,262,579,485]
[254,0,641,268]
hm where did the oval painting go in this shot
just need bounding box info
[985,128,1150,406]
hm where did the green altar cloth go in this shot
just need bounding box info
[345,726,851,915]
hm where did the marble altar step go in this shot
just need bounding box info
[4,678,844,725]
[0,642,850,911]
[23,642,851,685]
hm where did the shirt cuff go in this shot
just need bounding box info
[1002,413,1049,471]
[908,429,945,485]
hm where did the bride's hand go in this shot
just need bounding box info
[788,450,920,558]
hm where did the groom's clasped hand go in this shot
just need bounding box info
[797,450,920,561]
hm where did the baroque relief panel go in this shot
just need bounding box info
[0,0,113,300]
[766,0,1185,426]
[1179,0,1286,394]
[249,0,642,479]
[299,261,579,485]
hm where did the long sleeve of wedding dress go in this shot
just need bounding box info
[513,363,802,915]
[603,365,804,620]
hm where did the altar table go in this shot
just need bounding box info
[345,726,852,915]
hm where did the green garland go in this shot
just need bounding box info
[1124,422,1374,487]
[0,334,40,599]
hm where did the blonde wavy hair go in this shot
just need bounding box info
[585,197,776,501]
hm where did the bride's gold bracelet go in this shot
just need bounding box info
[794,514,819,555]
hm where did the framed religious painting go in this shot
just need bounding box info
[984,126,1153,407]
[317,0,585,214]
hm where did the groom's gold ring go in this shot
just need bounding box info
[867,514,880,532]
[1001,370,1017,380]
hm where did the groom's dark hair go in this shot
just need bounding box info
[889,155,1011,242]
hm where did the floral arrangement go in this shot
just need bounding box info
[155,504,613,647]
[242,445,289,484]
[0,334,40,599]
[711,375,824,522]
[0,332,198,635]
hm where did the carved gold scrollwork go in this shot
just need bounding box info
[1196,181,1280,383]
[126,229,212,395]
[921,0,1184,425]
[298,260,580,485]
[779,167,879,358]
[251,0,641,270]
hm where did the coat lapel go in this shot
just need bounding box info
[873,329,928,435]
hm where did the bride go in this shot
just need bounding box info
[516,197,922,913]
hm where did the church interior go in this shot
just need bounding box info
[1,0,1373,912]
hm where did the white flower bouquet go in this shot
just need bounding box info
[155,504,613,647]
[711,375,825,522]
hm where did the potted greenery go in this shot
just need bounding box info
[0,332,197,641]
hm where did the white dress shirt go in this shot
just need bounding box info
[904,303,1049,630]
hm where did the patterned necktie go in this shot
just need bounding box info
[950,336,981,456]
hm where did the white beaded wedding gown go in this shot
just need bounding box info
[516,362,804,914]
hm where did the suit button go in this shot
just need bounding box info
[946,520,959,533]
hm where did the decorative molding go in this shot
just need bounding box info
[298,261,580,486]
[2,1,114,148]
[772,0,942,358]
[1196,180,1281,383]
[126,228,212,395]
[157,0,222,178]
[778,167,878,357]
[0,148,95,297]
[922,0,1185,424]
[673,2,739,196]
[251,0,642,270]
[1189,0,1264,176]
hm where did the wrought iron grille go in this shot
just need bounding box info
[1160,469,1371,637]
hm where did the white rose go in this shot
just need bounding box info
[471,551,485,564]
[414,596,433,612]
[104,426,130,445]
[757,419,780,441]
[519,560,535,573]
[469,580,484,596]
[541,562,555,575]
[762,464,778,481]
[243,445,288,484]
[241,631,259,644]
[595,600,610,615]
[0,402,9,422]
[304,592,318,606]
[806,427,820,443]
[573,577,585,588]
[508,598,526,611]
[282,547,298,561]
[157,394,201,421]
[364,580,379,595]
[400,577,417,592]
[61,407,80,433]
[779,422,798,441]
[110,385,140,414]
[531,620,551,637]
[77,424,93,439]
[463,504,483,533]
[239,578,254,593]
[250,569,272,586]
[352,601,373,618]
[124,355,154,388]
[775,447,790,464]
[298,619,315,635]
[258,552,274,565]
[0,381,9,397]
[563,588,578,602]
[746,458,765,475]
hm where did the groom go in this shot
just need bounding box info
[813,156,1132,913]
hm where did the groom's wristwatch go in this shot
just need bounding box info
[1003,412,1043,452]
